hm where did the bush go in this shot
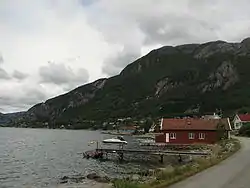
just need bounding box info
[239,124,250,137]
[112,180,141,188]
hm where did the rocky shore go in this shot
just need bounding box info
[57,139,240,188]
[58,173,112,188]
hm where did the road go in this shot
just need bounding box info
[169,137,250,188]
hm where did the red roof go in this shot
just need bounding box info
[161,118,231,131]
[238,114,250,122]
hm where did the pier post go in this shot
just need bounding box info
[118,152,124,161]
[178,154,182,163]
[160,155,164,163]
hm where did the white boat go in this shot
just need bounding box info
[102,136,128,144]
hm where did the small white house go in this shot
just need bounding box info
[233,114,250,130]
[149,124,156,132]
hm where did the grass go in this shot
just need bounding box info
[113,180,142,188]
[112,138,241,188]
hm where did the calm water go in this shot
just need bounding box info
[0,128,157,188]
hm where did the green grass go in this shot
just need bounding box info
[112,180,143,188]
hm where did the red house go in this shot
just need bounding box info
[155,118,232,144]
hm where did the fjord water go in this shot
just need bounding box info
[0,128,154,188]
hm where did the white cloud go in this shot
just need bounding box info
[1,0,250,112]
[0,0,111,112]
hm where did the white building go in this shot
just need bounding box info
[233,114,250,130]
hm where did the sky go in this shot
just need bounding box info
[0,0,250,113]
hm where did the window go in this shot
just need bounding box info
[199,133,205,140]
[170,132,176,139]
[189,133,195,139]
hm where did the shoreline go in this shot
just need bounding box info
[111,138,241,188]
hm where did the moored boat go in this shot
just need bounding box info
[102,136,128,144]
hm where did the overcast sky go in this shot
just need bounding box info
[0,0,250,113]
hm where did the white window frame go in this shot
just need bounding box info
[188,132,195,139]
[199,133,205,140]
[170,132,176,139]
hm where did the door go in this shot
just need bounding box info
[165,133,169,143]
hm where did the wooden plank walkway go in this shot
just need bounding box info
[95,148,209,156]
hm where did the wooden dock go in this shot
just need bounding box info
[83,148,210,163]
[96,148,209,156]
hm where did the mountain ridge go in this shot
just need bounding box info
[5,37,250,128]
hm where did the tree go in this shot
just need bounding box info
[239,123,250,137]
[142,118,153,133]
[216,122,227,140]
[237,107,250,114]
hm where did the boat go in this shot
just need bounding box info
[102,136,128,144]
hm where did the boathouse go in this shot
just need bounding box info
[155,118,232,144]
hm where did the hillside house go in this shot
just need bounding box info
[233,114,250,130]
[155,118,232,145]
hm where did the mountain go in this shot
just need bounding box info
[0,112,27,126]
[0,112,6,125]
[7,37,250,128]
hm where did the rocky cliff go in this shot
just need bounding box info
[6,38,250,127]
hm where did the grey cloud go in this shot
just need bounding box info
[0,54,3,64]
[39,62,89,88]
[23,88,48,105]
[138,14,221,46]
[12,70,29,80]
[102,45,141,76]
[80,0,99,6]
[0,53,11,80]
[86,0,250,77]
[0,68,11,80]
[0,87,47,113]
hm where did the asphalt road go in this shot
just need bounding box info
[169,137,250,188]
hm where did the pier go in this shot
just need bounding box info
[83,148,210,163]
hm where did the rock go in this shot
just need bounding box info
[155,78,179,97]
[86,173,110,183]
[95,176,110,183]
[59,176,69,184]
[87,173,100,180]
[200,61,238,93]
[131,174,140,181]
[60,175,85,184]
[61,176,68,180]
[60,180,68,184]
[71,175,85,183]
